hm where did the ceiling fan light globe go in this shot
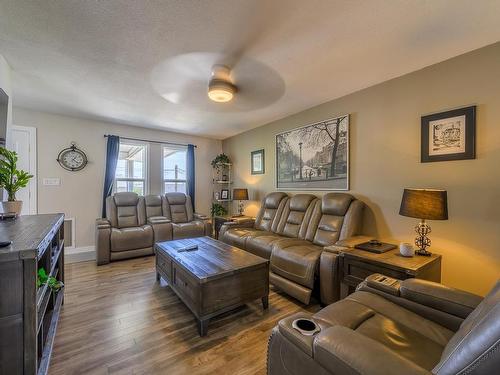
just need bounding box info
[208,79,236,103]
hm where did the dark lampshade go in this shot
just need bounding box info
[233,188,249,201]
[399,188,448,220]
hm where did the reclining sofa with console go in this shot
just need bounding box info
[267,275,500,375]
[95,192,211,265]
[219,192,366,305]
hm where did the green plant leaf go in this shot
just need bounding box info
[0,147,33,201]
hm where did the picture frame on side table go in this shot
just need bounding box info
[251,149,265,175]
[421,106,476,162]
[220,189,229,200]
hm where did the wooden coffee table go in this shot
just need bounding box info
[154,236,269,336]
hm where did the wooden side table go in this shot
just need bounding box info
[340,248,441,299]
[213,215,254,239]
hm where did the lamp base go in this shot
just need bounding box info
[414,220,432,256]
[237,200,245,216]
[415,248,432,256]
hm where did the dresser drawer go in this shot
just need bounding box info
[172,263,200,309]
[344,258,406,282]
[156,252,172,282]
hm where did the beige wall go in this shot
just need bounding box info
[13,108,222,248]
[223,42,500,296]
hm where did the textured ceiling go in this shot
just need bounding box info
[0,0,499,139]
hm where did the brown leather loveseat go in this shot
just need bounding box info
[96,192,211,265]
[219,192,365,305]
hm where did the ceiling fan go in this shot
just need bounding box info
[150,52,285,112]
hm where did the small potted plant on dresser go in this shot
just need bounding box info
[0,146,33,216]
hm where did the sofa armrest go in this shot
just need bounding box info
[147,216,172,242]
[314,326,431,375]
[194,213,209,220]
[219,220,255,239]
[334,235,372,248]
[96,218,111,229]
[399,278,482,319]
[147,216,170,225]
[95,218,111,265]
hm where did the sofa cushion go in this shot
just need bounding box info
[254,192,288,231]
[433,281,500,375]
[303,193,356,246]
[276,194,317,238]
[270,243,322,289]
[110,225,154,252]
[145,195,163,218]
[172,221,205,239]
[313,291,454,371]
[246,234,284,259]
[163,193,194,223]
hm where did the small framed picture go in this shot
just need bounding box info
[251,149,265,175]
[220,189,229,200]
[421,106,476,162]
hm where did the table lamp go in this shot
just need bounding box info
[233,188,249,216]
[399,188,448,256]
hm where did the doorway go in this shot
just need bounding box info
[7,125,37,215]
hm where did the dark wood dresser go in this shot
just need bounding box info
[0,214,65,375]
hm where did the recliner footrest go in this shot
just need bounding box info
[270,272,312,304]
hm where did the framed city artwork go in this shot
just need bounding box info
[421,106,476,162]
[275,114,349,190]
[251,149,265,175]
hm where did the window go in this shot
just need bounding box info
[114,141,148,195]
[162,145,187,193]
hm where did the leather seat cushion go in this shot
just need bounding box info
[270,243,322,289]
[223,228,267,248]
[246,234,284,259]
[313,291,454,371]
[111,225,153,252]
[172,221,205,239]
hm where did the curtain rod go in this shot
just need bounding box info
[104,134,197,148]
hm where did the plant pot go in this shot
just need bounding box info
[2,200,23,216]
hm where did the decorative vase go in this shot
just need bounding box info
[399,242,414,257]
[2,200,23,216]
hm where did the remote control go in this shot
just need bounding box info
[177,244,198,252]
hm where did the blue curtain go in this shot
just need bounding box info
[102,135,120,217]
[186,144,195,211]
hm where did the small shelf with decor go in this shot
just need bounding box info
[211,154,233,230]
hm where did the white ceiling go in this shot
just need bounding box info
[0,1,499,139]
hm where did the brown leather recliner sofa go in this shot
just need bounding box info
[219,192,366,305]
[267,276,500,375]
[96,192,211,265]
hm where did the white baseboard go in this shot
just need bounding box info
[65,246,96,263]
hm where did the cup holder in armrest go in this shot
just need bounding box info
[292,318,321,336]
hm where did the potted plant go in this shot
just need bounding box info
[211,153,231,171]
[211,203,228,217]
[0,147,33,216]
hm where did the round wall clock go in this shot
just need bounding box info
[57,142,88,171]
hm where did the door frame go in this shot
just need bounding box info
[7,125,37,214]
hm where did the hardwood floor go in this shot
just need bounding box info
[49,257,320,374]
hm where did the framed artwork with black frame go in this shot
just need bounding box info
[251,149,265,175]
[220,189,229,200]
[275,114,349,190]
[421,106,476,163]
